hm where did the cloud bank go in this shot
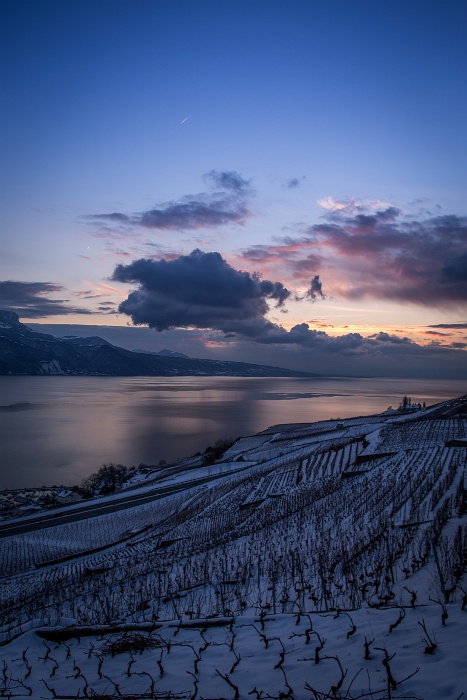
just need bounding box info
[241,206,467,308]
[111,249,467,372]
[314,210,467,306]
[90,170,253,232]
[0,281,93,318]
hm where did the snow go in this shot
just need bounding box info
[0,395,466,698]
[222,434,274,459]
[1,605,466,699]
[39,359,64,375]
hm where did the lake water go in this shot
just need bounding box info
[1,375,466,490]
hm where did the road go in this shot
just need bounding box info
[420,394,467,419]
[0,467,246,539]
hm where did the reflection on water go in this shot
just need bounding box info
[1,375,466,489]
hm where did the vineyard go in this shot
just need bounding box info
[0,396,466,698]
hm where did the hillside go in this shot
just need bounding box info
[0,396,466,698]
[0,310,318,377]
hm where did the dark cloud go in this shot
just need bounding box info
[97,305,118,313]
[259,279,291,307]
[289,254,323,277]
[253,323,439,358]
[0,281,93,318]
[305,275,326,302]
[139,199,249,230]
[240,244,289,264]
[111,250,448,363]
[440,252,467,282]
[203,169,251,195]
[284,176,306,189]
[428,322,467,329]
[254,208,467,308]
[239,244,324,289]
[75,291,112,300]
[90,212,131,224]
[254,323,365,353]
[89,170,253,232]
[111,249,290,336]
[310,207,467,307]
[111,248,456,363]
[368,331,412,345]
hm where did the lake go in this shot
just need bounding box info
[1,375,466,490]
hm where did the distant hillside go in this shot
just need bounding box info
[0,310,319,377]
[135,347,190,359]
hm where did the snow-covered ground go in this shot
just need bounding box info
[0,395,466,699]
[2,604,466,699]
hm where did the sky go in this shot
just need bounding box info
[1,0,467,377]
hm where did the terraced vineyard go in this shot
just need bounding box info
[0,396,466,699]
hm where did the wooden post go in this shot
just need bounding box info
[319,553,329,612]
[431,539,447,603]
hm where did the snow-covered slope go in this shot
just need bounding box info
[0,395,466,699]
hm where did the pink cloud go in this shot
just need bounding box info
[241,208,467,309]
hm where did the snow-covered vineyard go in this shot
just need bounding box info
[0,396,466,699]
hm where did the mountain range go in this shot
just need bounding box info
[0,310,318,377]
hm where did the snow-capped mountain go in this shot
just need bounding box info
[0,310,318,377]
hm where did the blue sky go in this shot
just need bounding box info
[1,0,467,376]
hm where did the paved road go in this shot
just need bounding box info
[419,394,467,419]
[0,468,244,539]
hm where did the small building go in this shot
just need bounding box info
[55,489,83,505]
